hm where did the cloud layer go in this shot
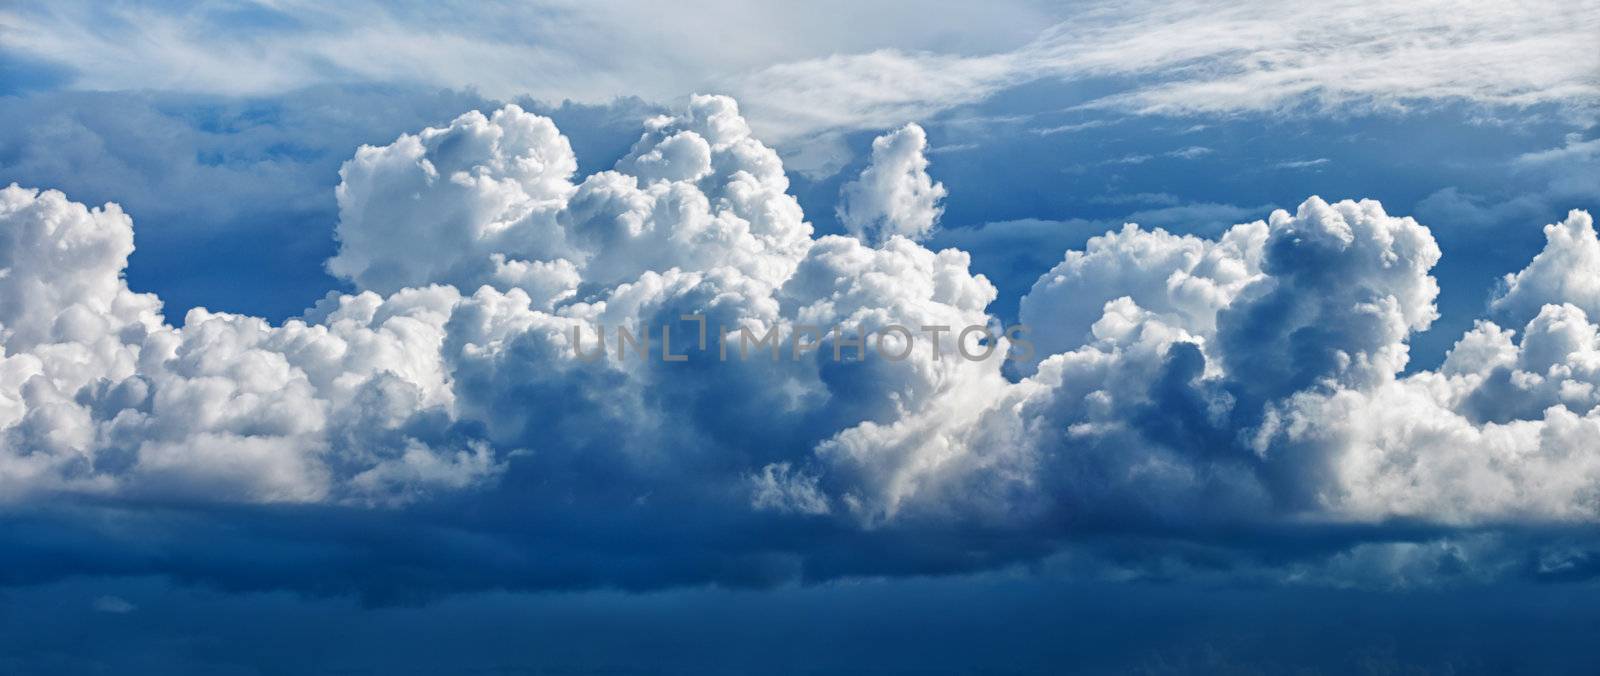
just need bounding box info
[3,96,1599,596]
[8,1,1595,144]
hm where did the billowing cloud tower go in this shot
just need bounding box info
[2,96,1598,595]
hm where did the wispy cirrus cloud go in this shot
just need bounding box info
[4,0,1595,145]
[1275,158,1331,169]
[733,0,1600,140]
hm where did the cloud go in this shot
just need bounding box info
[1275,158,1330,169]
[1412,132,1599,250]
[5,1,1594,147]
[1166,146,1213,160]
[836,123,947,244]
[811,194,1600,534]
[1018,219,1266,363]
[1516,136,1600,167]
[0,85,661,320]
[1491,211,1600,324]
[91,595,135,614]
[325,103,582,296]
[835,198,1446,526]
[731,0,1600,142]
[0,1,1043,140]
[3,95,1600,599]
[0,184,491,504]
[1030,119,1112,136]
[1048,0,1600,118]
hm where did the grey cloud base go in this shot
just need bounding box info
[3,96,1600,596]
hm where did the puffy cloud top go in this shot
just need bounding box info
[326,104,579,296]
[1492,210,1600,325]
[1019,219,1266,365]
[2,96,1599,596]
[837,123,947,244]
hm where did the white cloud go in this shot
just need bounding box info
[4,0,1593,147]
[1516,136,1600,167]
[1031,120,1113,136]
[1018,219,1266,364]
[0,184,487,503]
[1275,158,1330,169]
[732,0,1600,142]
[1166,146,1213,160]
[807,195,1600,528]
[0,1,1041,137]
[327,104,581,296]
[836,123,947,244]
[3,95,1600,572]
[0,97,996,515]
[1492,211,1600,324]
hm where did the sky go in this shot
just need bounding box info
[2,1,1600,673]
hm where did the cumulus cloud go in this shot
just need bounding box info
[837,123,947,244]
[824,197,1449,527]
[0,185,491,504]
[1491,210,1600,325]
[326,104,580,295]
[1017,219,1266,364]
[3,95,1600,597]
[0,85,660,320]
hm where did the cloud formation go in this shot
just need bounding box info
[7,1,1594,145]
[736,0,1600,143]
[3,96,1600,597]
[837,123,947,244]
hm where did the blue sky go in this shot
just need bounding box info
[2,1,1600,673]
